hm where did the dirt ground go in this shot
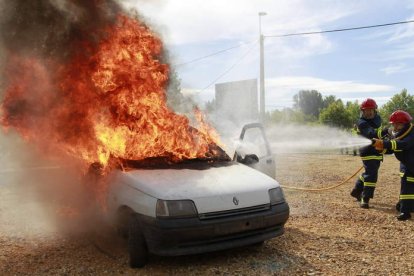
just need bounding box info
[1,153,413,275]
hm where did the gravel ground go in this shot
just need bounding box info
[0,153,412,275]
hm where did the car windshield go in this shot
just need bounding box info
[117,143,232,170]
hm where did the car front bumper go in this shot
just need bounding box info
[138,202,289,256]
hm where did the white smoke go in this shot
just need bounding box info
[204,120,371,157]
[0,132,102,238]
[266,124,370,154]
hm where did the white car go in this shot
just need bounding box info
[101,123,289,268]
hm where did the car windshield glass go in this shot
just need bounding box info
[117,144,232,170]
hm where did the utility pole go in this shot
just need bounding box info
[258,12,267,122]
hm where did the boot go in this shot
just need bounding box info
[397,212,411,221]
[360,197,369,209]
[350,189,362,201]
[396,202,401,212]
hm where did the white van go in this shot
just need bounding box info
[101,123,289,267]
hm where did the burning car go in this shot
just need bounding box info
[0,6,288,269]
[104,123,289,268]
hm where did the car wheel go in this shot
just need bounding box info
[251,241,265,247]
[116,208,131,239]
[128,214,149,268]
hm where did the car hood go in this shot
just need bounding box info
[117,162,280,213]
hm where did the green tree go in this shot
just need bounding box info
[293,90,323,119]
[379,89,414,123]
[322,95,337,109]
[269,108,306,124]
[345,100,360,124]
[166,69,186,111]
[204,99,216,113]
[319,100,353,128]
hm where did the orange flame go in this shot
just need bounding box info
[1,14,223,168]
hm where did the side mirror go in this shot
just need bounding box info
[237,154,259,165]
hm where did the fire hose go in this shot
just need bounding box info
[280,165,364,191]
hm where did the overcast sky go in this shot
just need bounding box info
[122,0,414,110]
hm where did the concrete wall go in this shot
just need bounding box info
[215,79,259,124]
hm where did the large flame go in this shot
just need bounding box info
[1,15,222,168]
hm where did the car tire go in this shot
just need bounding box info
[116,208,131,239]
[251,241,265,247]
[128,214,149,268]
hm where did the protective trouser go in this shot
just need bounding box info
[399,169,414,213]
[353,159,381,199]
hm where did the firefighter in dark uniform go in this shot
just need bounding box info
[373,110,414,220]
[350,98,388,208]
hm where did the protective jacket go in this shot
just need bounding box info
[383,123,414,213]
[357,114,386,159]
[383,124,414,174]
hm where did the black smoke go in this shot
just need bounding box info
[0,0,123,59]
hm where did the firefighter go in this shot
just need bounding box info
[350,98,388,208]
[373,110,414,220]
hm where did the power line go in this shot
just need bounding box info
[198,40,259,92]
[174,19,414,94]
[266,19,414,38]
[173,19,414,68]
[173,40,257,67]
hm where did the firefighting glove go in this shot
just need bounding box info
[372,138,384,151]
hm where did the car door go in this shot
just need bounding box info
[234,123,275,179]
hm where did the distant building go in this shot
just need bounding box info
[215,79,259,123]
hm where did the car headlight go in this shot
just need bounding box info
[269,187,285,205]
[156,200,198,218]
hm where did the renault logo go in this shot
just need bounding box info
[233,196,239,205]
